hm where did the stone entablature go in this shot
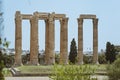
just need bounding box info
[80,14,96,19]
[16,11,65,20]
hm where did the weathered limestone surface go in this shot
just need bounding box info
[60,18,68,64]
[15,11,99,65]
[77,18,83,64]
[47,13,55,64]
[14,11,22,66]
[80,15,96,19]
[93,18,99,64]
[29,13,39,65]
[77,15,98,64]
[21,14,32,19]
[14,11,68,66]
[45,19,49,64]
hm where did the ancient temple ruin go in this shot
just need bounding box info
[14,11,98,66]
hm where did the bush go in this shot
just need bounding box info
[50,65,97,80]
[0,60,5,80]
[83,55,92,64]
[116,53,120,59]
[98,53,107,64]
[0,72,5,80]
[107,58,120,80]
[3,54,14,68]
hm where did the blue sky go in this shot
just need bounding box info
[3,0,120,52]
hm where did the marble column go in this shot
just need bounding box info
[60,18,69,64]
[45,19,49,64]
[77,18,83,64]
[30,12,39,65]
[14,11,22,66]
[48,13,55,64]
[93,18,99,64]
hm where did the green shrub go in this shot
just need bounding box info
[116,53,120,59]
[83,55,92,64]
[50,64,97,80]
[98,53,107,64]
[0,72,5,80]
[107,58,120,80]
[0,61,5,80]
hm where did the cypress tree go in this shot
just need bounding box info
[69,38,77,64]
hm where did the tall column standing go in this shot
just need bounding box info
[93,18,98,64]
[45,19,49,64]
[77,18,83,64]
[30,12,39,65]
[60,18,69,64]
[48,13,55,64]
[14,11,22,66]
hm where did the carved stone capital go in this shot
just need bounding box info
[60,17,69,25]
[62,18,69,24]
[30,15,38,24]
[77,18,83,25]
[15,11,22,22]
[48,14,54,23]
[15,11,21,17]
[44,19,49,23]
[33,11,39,17]
[93,18,98,25]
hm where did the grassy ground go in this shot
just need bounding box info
[17,64,107,74]
[17,65,53,74]
[2,64,107,77]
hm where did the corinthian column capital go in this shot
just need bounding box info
[93,18,98,26]
[77,18,83,25]
[48,13,55,23]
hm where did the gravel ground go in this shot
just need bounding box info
[91,75,108,80]
[5,77,50,80]
[5,75,108,80]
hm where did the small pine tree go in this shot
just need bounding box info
[69,38,77,64]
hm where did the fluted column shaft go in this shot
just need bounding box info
[77,18,83,64]
[48,14,55,64]
[45,19,49,64]
[93,18,98,64]
[14,11,22,66]
[30,13,39,65]
[60,18,69,64]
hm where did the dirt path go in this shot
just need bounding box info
[5,77,50,80]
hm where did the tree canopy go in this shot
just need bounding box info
[105,42,117,63]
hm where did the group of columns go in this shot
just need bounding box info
[14,11,99,66]
[77,17,98,64]
[44,14,69,65]
[14,11,68,66]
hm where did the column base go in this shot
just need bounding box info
[28,63,40,66]
[93,61,99,64]
[48,56,55,65]
[45,60,55,65]
[77,61,84,65]
[60,60,68,65]
[29,59,39,65]
[14,63,23,67]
